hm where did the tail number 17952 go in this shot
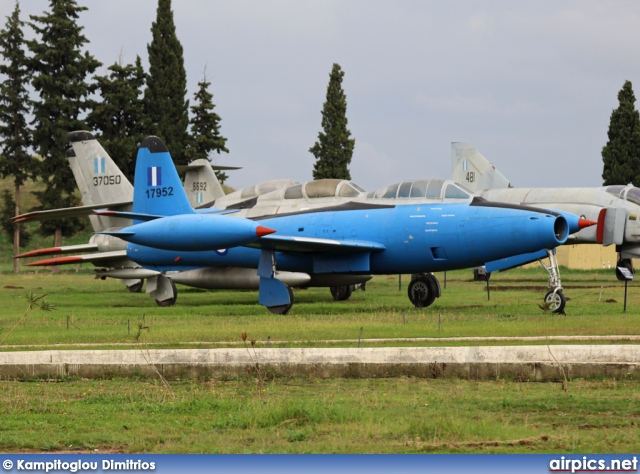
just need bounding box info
[145,187,174,198]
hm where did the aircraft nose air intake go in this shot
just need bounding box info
[553,215,569,243]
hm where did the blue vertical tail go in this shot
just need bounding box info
[133,136,194,217]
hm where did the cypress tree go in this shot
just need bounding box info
[310,63,355,180]
[0,1,38,272]
[602,80,640,186]
[185,73,229,183]
[145,0,189,165]
[86,56,147,181]
[27,0,101,246]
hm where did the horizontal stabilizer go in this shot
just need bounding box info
[12,201,132,224]
[485,248,549,273]
[26,250,128,267]
[93,210,164,222]
[248,235,386,254]
[96,230,136,238]
[177,164,242,172]
[16,243,99,259]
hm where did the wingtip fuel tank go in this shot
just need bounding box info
[101,214,275,251]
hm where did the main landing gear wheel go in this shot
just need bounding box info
[127,280,143,293]
[408,274,439,308]
[544,290,566,314]
[267,285,294,315]
[330,285,353,301]
[155,280,178,307]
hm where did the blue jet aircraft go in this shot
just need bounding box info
[98,136,593,314]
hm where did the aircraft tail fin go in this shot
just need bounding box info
[182,159,226,207]
[132,136,194,218]
[66,131,134,231]
[451,142,513,192]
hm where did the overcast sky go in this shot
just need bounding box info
[2,1,640,192]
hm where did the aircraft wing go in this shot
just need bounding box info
[12,201,132,224]
[25,250,129,267]
[248,235,386,254]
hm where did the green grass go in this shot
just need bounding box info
[1,259,639,454]
[0,377,638,453]
[1,267,639,349]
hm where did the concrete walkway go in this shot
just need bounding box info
[1,344,639,380]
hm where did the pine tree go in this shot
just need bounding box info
[310,63,355,180]
[86,56,147,181]
[27,0,101,246]
[602,80,640,186]
[145,0,189,165]
[0,1,38,273]
[185,73,229,183]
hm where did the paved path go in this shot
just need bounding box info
[1,344,638,380]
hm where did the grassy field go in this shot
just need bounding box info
[1,264,639,453]
[1,266,639,349]
[0,376,638,454]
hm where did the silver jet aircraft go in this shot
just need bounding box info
[452,142,640,312]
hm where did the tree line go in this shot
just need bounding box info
[0,0,357,274]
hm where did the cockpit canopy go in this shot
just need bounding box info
[238,179,299,200]
[367,179,472,200]
[605,185,640,206]
[283,179,366,200]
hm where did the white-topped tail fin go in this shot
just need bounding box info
[181,159,226,207]
[451,142,513,192]
[66,131,133,231]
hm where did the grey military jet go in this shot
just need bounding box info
[452,142,640,312]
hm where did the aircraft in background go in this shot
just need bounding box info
[15,131,370,305]
[95,135,593,314]
[452,142,640,311]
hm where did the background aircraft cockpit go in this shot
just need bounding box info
[605,185,640,206]
[283,179,366,200]
[214,179,299,209]
[367,179,472,201]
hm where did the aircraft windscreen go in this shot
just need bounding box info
[605,185,627,200]
[444,184,470,199]
[625,187,640,206]
[338,182,364,197]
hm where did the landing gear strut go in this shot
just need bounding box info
[539,249,565,313]
[407,273,441,308]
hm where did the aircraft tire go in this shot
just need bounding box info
[267,285,294,315]
[155,280,178,307]
[127,280,144,293]
[544,290,566,314]
[330,285,353,301]
[408,274,438,308]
